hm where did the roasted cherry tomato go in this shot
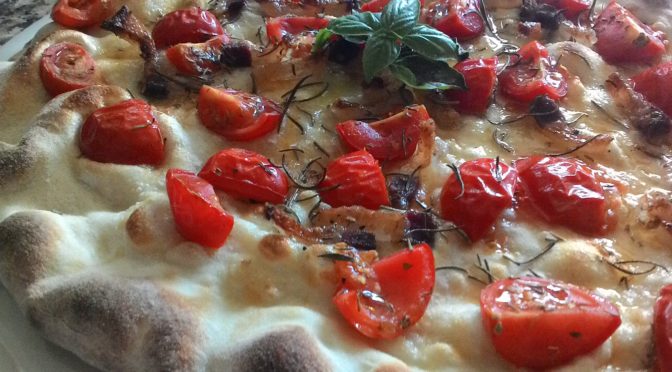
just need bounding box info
[593,1,665,65]
[515,156,618,236]
[424,0,484,41]
[152,8,226,49]
[40,42,97,97]
[632,61,672,118]
[166,169,234,249]
[442,58,497,114]
[198,148,289,204]
[80,99,165,165]
[440,158,517,242]
[539,0,590,20]
[333,243,435,339]
[336,105,430,162]
[197,85,282,141]
[166,36,227,76]
[266,16,330,44]
[319,150,390,210]
[481,277,621,369]
[51,0,109,29]
[654,284,672,371]
[500,41,567,103]
[360,0,425,12]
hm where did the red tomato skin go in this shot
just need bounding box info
[654,285,672,371]
[51,0,109,29]
[197,85,282,141]
[80,99,165,166]
[152,8,226,49]
[424,0,484,41]
[333,243,435,339]
[166,36,227,76]
[540,0,590,20]
[632,61,672,118]
[319,150,390,210]
[360,0,425,12]
[442,58,497,114]
[166,169,234,249]
[515,156,616,236]
[40,42,97,97]
[198,148,289,204]
[440,158,517,242]
[336,105,430,161]
[593,1,665,65]
[266,16,330,44]
[500,41,568,103]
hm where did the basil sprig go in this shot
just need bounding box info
[314,0,466,90]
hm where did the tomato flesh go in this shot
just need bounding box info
[319,150,390,210]
[442,58,497,114]
[333,243,435,339]
[424,0,484,41]
[166,169,234,249]
[198,148,289,204]
[500,41,567,103]
[481,277,621,369]
[593,1,665,65]
[266,16,330,44]
[166,36,227,76]
[440,158,517,242]
[197,85,282,141]
[152,8,226,49]
[655,285,672,371]
[515,156,617,236]
[632,61,672,118]
[51,0,109,29]
[80,99,165,166]
[40,42,97,97]
[360,0,425,12]
[336,105,430,161]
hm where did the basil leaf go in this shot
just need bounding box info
[395,55,466,90]
[357,11,382,29]
[381,0,420,37]
[328,13,377,38]
[312,29,334,53]
[362,31,400,82]
[403,24,461,61]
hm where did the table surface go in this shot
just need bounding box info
[0,0,54,46]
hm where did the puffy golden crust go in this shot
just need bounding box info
[0,211,60,301]
[0,139,37,187]
[228,327,332,372]
[26,276,204,372]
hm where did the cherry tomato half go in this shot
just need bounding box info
[197,85,282,141]
[198,148,289,204]
[440,158,517,242]
[442,58,497,114]
[500,41,568,103]
[654,284,672,371]
[166,36,227,76]
[539,0,590,20]
[632,61,672,118]
[266,16,330,44]
[40,42,97,97]
[166,169,234,249]
[593,1,665,65]
[333,243,435,339]
[51,0,109,29]
[152,7,226,49]
[336,105,431,162]
[424,0,484,41]
[360,0,425,12]
[80,99,165,166]
[318,150,390,210]
[481,277,621,369]
[515,156,618,236]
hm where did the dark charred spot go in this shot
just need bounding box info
[638,108,672,144]
[530,94,564,126]
[225,0,246,23]
[406,211,438,247]
[327,38,360,65]
[143,73,169,99]
[520,0,564,31]
[387,175,419,210]
[221,41,253,67]
[341,230,376,251]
